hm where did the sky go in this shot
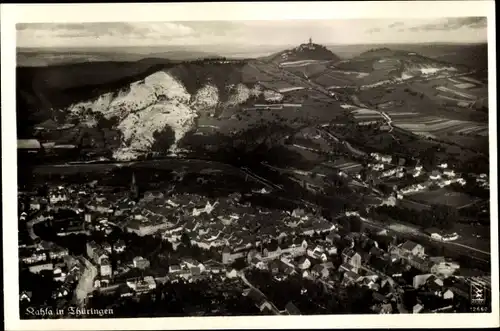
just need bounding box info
[17,18,488,48]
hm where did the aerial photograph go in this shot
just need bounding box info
[16,18,492,318]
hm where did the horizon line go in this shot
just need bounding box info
[17,40,488,50]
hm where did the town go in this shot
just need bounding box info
[18,160,491,317]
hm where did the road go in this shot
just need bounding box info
[241,167,284,191]
[26,215,46,241]
[74,257,98,307]
[342,141,366,157]
[316,128,340,143]
[359,263,407,313]
[445,241,490,255]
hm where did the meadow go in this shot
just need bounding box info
[410,187,478,208]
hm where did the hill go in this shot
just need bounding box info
[336,47,470,76]
[17,57,321,161]
[274,46,474,90]
[17,43,486,164]
[267,42,341,66]
[325,43,487,71]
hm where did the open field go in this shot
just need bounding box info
[410,76,488,109]
[350,108,384,122]
[388,223,420,235]
[450,223,491,253]
[437,135,489,152]
[259,80,305,93]
[410,187,479,208]
[390,113,488,139]
[314,72,355,88]
[279,62,328,77]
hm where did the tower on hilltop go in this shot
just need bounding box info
[309,37,312,45]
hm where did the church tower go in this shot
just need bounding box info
[130,172,139,201]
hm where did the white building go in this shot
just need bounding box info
[49,192,68,205]
[429,171,441,180]
[443,169,455,177]
[431,262,460,277]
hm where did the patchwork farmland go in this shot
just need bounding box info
[348,107,385,126]
[389,114,488,138]
[410,75,488,109]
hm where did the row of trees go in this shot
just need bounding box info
[180,57,248,65]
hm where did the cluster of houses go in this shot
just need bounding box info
[19,240,84,304]
[474,173,489,189]
[370,152,393,164]
[113,258,238,298]
[399,182,429,195]
[19,170,486,313]
[51,262,83,300]
[428,167,465,188]
[396,165,466,197]
[20,240,70,274]
[426,228,460,242]
[224,223,471,314]
[86,241,121,283]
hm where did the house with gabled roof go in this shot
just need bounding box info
[343,270,363,285]
[342,248,362,273]
[169,264,182,274]
[20,291,32,302]
[204,260,224,274]
[100,258,112,277]
[269,260,281,274]
[113,239,126,253]
[407,255,431,272]
[101,242,112,254]
[401,240,425,257]
[311,264,329,279]
[297,256,311,270]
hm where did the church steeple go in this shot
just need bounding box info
[130,172,139,201]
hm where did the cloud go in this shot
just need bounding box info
[366,21,404,34]
[407,17,487,32]
[388,22,404,29]
[17,22,196,47]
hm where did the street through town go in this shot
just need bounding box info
[238,269,281,315]
[74,257,98,307]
